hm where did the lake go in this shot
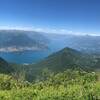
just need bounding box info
[0,39,67,64]
[0,50,50,64]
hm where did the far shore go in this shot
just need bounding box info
[0,46,44,52]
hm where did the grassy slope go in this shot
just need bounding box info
[0,69,99,100]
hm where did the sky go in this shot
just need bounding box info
[0,0,100,35]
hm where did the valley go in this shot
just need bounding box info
[1,30,100,64]
[0,47,100,99]
[0,30,100,99]
[0,47,100,81]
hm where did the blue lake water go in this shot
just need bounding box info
[0,39,67,64]
[0,50,52,64]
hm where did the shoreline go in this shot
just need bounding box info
[0,46,44,53]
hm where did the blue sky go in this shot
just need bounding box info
[0,0,100,35]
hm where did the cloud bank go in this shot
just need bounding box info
[0,26,99,36]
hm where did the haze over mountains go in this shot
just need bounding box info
[0,30,100,64]
[0,30,48,52]
[0,30,100,54]
[46,33,100,54]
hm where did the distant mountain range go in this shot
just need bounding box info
[0,30,48,52]
[0,30,100,54]
[64,35,100,54]
[44,33,100,54]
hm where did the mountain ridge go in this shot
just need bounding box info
[0,30,48,52]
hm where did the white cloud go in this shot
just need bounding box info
[0,25,99,36]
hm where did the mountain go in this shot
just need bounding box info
[64,35,100,54]
[0,47,99,81]
[22,47,97,81]
[0,57,14,74]
[44,33,100,54]
[0,30,48,52]
[33,47,96,71]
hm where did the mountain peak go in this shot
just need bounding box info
[60,47,80,54]
[33,47,90,72]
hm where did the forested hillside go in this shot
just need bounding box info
[0,57,14,74]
